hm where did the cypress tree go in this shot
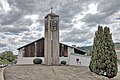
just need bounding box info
[89,26,118,78]
[103,27,118,78]
[89,25,104,74]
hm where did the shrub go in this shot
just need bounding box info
[33,58,42,64]
[61,61,66,65]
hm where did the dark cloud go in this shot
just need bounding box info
[61,28,93,43]
[19,39,31,43]
[1,25,29,33]
[97,0,120,14]
[69,28,89,34]
[0,0,119,53]
[0,0,91,33]
[0,11,22,25]
[13,18,33,27]
[62,36,88,43]
[81,13,106,24]
[81,0,120,26]
[0,0,38,26]
[7,0,36,13]
[58,0,89,24]
[60,22,73,30]
[22,35,36,40]
[0,43,6,47]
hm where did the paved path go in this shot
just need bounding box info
[0,68,2,80]
[4,65,109,80]
[0,68,4,80]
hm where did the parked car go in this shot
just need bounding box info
[0,64,8,68]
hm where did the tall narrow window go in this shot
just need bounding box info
[36,39,44,57]
[23,43,35,57]
[64,45,68,57]
[59,44,68,57]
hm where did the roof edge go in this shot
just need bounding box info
[17,37,44,50]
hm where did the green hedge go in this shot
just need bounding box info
[33,58,42,64]
[61,61,66,65]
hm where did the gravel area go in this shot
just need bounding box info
[4,65,111,80]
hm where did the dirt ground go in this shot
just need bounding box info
[112,72,120,80]
[4,65,110,80]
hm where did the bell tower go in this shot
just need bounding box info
[44,8,59,65]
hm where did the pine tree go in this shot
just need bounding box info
[89,26,118,78]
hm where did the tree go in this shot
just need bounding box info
[89,25,118,78]
[0,51,17,64]
[103,27,117,78]
[89,25,104,74]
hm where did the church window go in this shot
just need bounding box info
[23,43,35,57]
[36,39,44,57]
[59,44,68,57]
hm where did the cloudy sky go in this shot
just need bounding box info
[0,0,120,54]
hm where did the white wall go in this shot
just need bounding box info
[60,57,69,64]
[17,46,90,66]
[17,46,75,64]
[17,48,45,64]
[116,49,120,71]
[68,47,74,57]
[116,49,120,59]
[69,53,91,66]
[17,46,91,67]
[118,65,120,72]
[18,57,44,64]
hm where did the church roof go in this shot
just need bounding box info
[17,37,44,50]
[17,37,85,55]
